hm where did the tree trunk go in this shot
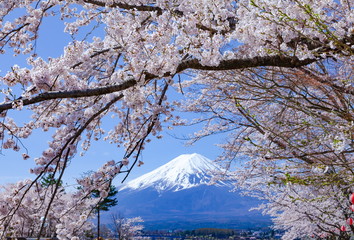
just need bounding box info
[97,209,100,240]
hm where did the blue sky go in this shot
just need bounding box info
[0,119,224,186]
[0,11,225,187]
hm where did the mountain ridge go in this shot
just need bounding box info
[120,153,227,193]
[111,153,270,230]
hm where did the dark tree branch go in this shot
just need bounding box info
[300,67,354,96]
[82,0,164,14]
[0,79,136,112]
[82,0,237,31]
[176,55,316,72]
[0,55,316,113]
[121,79,171,183]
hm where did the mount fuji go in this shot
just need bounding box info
[120,153,226,193]
[111,153,270,230]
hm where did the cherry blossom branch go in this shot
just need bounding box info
[121,79,171,183]
[82,0,235,33]
[231,92,315,165]
[83,0,159,11]
[299,67,354,97]
[0,80,136,113]
[37,149,71,240]
[176,55,316,72]
[0,94,124,238]
[0,55,316,114]
[82,0,180,16]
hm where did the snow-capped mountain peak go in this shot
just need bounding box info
[120,153,222,192]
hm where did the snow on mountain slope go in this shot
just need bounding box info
[108,153,271,229]
[120,153,224,192]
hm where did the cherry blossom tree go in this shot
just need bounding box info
[111,214,144,240]
[1,0,354,239]
[181,66,354,238]
[176,1,354,238]
[0,179,96,239]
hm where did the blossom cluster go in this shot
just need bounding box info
[0,179,95,239]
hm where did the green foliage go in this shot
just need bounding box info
[92,185,118,212]
[185,228,237,238]
[40,173,62,187]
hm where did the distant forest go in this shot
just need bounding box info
[182,228,237,238]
